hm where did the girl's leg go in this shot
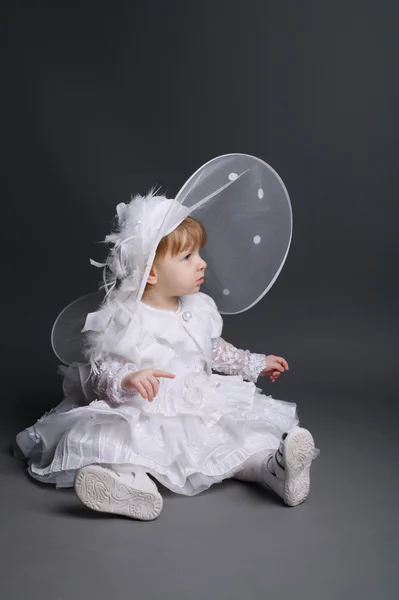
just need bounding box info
[74,464,163,521]
[234,427,316,507]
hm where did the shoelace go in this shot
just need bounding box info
[266,432,287,476]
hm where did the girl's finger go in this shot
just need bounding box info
[273,361,284,373]
[134,380,148,400]
[152,370,176,379]
[142,379,154,402]
[149,376,160,397]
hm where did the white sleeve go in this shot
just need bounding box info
[211,337,266,383]
[93,354,140,404]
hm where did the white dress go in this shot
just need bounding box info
[16,292,299,495]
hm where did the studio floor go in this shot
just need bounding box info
[1,388,397,600]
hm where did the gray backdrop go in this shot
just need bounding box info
[2,2,398,599]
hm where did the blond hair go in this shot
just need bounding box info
[155,216,207,260]
[144,217,206,289]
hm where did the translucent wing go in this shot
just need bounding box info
[51,291,104,365]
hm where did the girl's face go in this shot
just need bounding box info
[152,247,207,296]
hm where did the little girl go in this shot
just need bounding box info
[16,191,317,521]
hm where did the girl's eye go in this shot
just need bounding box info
[184,254,191,260]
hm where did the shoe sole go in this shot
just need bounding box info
[74,466,163,521]
[283,427,315,507]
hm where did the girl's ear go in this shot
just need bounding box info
[147,264,157,285]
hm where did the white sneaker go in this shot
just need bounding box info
[262,427,315,507]
[74,465,163,521]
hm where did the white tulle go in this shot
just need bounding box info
[16,292,299,495]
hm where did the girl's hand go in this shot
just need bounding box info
[121,369,175,402]
[259,355,289,383]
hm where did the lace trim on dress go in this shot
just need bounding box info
[93,355,139,404]
[211,337,266,383]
